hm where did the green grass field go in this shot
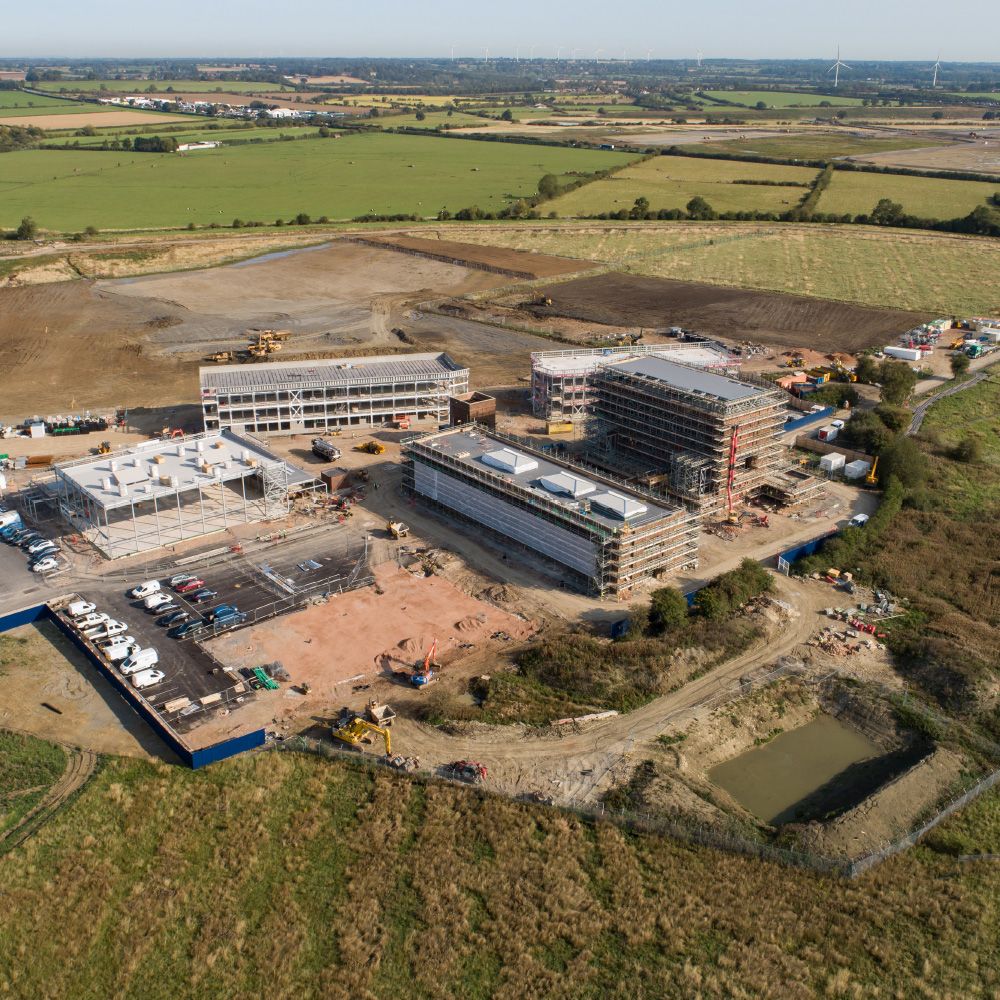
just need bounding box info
[0,750,997,997]
[548,156,819,216]
[34,79,295,94]
[0,90,101,118]
[378,110,490,129]
[706,134,948,160]
[702,90,865,108]
[449,222,1000,315]
[39,124,326,148]
[0,133,638,231]
[0,727,66,837]
[818,170,1000,219]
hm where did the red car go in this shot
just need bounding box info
[175,578,206,593]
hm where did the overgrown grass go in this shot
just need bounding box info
[0,730,66,836]
[1,751,1000,997]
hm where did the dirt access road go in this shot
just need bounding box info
[387,574,834,805]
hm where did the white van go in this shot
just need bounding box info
[131,668,165,690]
[129,580,161,600]
[67,600,96,619]
[104,640,141,663]
[849,513,870,528]
[121,648,159,676]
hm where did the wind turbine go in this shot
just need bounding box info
[556,46,564,59]
[595,48,604,62]
[696,49,703,67]
[829,46,849,88]
[646,49,653,61]
[931,52,942,88]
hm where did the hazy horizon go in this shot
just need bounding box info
[2,0,996,63]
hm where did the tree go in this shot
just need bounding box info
[686,196,716,220]
[630,196,650,219]
[878,359,918,406]
[648,587,688,635]
[755,101,768,110]
[500,109,514,121]
[870,198,905,227]
[537,173,560,199]
[15,216,37,240]
[294,212,311,226]
[415,110,426,121]
[83,225,99,237]
[950,352,971,377]
[953,436,982,463]
[854,354,880,384]
[872,404,910,434]
[878,435,927,489]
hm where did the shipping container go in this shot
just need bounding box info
[883,346,922,362]
[817,425,839,442]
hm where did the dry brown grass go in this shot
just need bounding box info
[0,752,998,998]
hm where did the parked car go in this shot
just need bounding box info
[129,580,161,600]
[121,648,159,675]
[85,621,129,641]
[25,538,56,555]
[168,573,198,587]
[17,532,43,548]
[0,525,25,541]
[31,558,59,573]
[75,612,110,630]
[174,578,205,593]
[143,593,173,611]
[150,602,179,617]
[104,640,141,663]
[167,619,205,639]
[131,668,166,690]
[96,634,136,650]
[156,609,189,627]
[212,610,247,628]
[205,604,238,623]
[849,513,870,528]
[28,544,59,561]
[188,588,218,604]
[66,601,97,618]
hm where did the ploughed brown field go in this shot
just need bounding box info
[531,272,934,351]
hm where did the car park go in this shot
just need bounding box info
[143,593,173,611]
[131,668,166,690]
[175,578,205,594]
[188,588,218,604]
[120,648,159,675]
[156,610,189,627]
[167,619,205,639]
[129,580,161,599]
[67,601,97,618]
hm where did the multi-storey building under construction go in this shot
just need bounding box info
[403,426,698,598]
[593,356,817,514]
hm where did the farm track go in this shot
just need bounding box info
[0,744,98,855]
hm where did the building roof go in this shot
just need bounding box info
[54,431,315,511]
[407,428,680,531]
[532,344,735,377]
[605,356,762,402]
[200,352,466,393]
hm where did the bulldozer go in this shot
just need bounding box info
[331,709,392,757]
[353,440,385,455]
[386,521,409,540]
[95,440,112,455]
[208,350,234,364]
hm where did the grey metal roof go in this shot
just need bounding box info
[200,352,466,392]
[409,428,680,532]
[606,356,761,402]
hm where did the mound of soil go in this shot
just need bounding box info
[532,273,934,352]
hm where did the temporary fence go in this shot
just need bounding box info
[782,406,834,434]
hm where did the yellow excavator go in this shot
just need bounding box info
[865,456,879,486]
[331,711,391,756]
[353,440,385,455]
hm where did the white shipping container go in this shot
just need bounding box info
[844,460,872,480]
[820,452,846,473]
[884,346,922,362]
[817,425,839,442]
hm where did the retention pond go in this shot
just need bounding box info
[709,713,886,825]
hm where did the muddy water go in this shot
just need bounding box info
[709,714,880,825]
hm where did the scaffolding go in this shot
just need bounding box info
[530,343,740,421]
[49,431,320,559]
[200,352,469,436]
[593,358,786,514]
[403,425,699,597]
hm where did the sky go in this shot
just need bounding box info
[2,0,997,62]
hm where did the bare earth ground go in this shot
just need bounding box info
[528,271,933,351]
[847,136,1000,175]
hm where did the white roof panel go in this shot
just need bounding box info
[590,491,648,520]
[481,448,538,475]
[539,472,595,498]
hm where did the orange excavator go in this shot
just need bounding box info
[411,638,438,688]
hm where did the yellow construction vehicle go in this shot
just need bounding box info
[331,711,391,756]
[208,350,234,364]
[354,440,385,455]
[865,456,879,486]
[96,440,112,455]
[386,521,409,539]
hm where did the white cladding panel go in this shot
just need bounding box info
[412,461,597,577]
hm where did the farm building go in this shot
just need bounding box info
[200,353,469,437]
[403,426,698,597]
[530,343,738,422]
[50,431,321,559]
[592,357,814,514]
